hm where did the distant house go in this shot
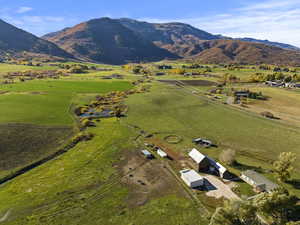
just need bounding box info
[141,150,154,159]
[265,81,284,87]
[157,65,173,70]
[241,170,279,193]
[234,90,250,98]
[180,169,204,188]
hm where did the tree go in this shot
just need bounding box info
[219,149,236,166]
[273,152,296,182]
[254,188,298,225]
[210,200,259,225]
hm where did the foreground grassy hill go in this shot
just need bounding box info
[0,119,207,225]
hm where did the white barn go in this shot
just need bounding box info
[180,169,204,188]
[157,149,168,158]
[189,148,206,164]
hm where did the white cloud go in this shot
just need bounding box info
[16,7,33,14]
[139,0,300,47]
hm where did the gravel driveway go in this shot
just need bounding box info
[204,175,240,200]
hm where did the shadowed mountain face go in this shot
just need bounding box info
[42,17,300,66]
[118,18,220,57]
[43,18,178,64]
[0,19,73,59]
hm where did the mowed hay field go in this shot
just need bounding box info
[0,80,133,125]
[246,87,300,127]
[123,82,300,195]
[0,63,58,73]
[0,119,207,225]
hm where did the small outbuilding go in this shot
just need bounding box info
[241,170,279,193]
[141,150,154,159]
[180,169,204,188]
[157,149,168,158]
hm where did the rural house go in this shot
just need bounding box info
[180,169,204,188]
[241,170,279,193]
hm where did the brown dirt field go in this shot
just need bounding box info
[119,151,186,208]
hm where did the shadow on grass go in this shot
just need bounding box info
[287,179,300,190]
[232,161,265,174]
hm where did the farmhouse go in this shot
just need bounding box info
[234,90,250,98]
[241,170,279,193]
[180,169,204,188]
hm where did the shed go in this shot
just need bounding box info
[141,150,153,159]
[241,170,279,193]
[188,148,211,171]
[157,149,168,158]
[180,169,204,188]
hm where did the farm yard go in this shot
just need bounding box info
[0,61,299,224]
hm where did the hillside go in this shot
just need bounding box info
[189,39,300,66]
[0,19,73,60]
[118,18,219,57]
[43,17,300,65]
[43,18,178,64]
[118,18,300,56]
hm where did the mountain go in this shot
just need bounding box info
[0,19,73,60]
[235,38,300,51]
[188,39,300,66]
[118,18,220,57]
[43,18,178,64]
[43,17,300,65]
[118,18,300,55]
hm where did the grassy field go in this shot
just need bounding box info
[0,119,207,225]
[0,61,299,224]
[0,124,73,179]
[0,63,58,73]
[244,86,300,127]
[123,82,300,196]
[0,80,133,125]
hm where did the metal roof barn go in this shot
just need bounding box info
[189,148,206,164]
[180,169,204,188]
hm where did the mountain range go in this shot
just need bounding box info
[0,19,73,61]
[1,17,300,65]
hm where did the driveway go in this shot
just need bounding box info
[204,175,240,200]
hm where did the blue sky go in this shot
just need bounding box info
[1,0,300,47]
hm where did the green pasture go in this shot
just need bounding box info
[0,80,133,125]
[123,82,300,195]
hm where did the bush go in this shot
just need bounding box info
[219,149,236,166]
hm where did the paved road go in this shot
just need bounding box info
[204,175,240,200]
